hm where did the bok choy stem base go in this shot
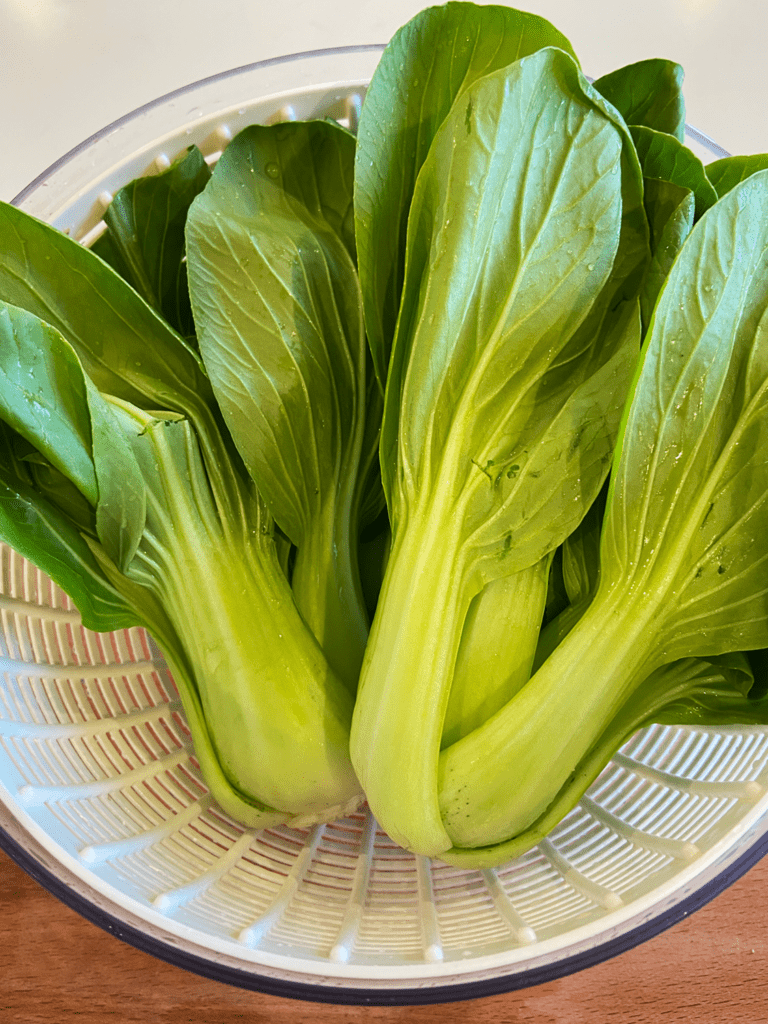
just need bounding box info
[351,498,480,856]
[438,581,663,848]
[103,402,362,819]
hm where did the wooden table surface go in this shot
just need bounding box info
[2,846,768,1023]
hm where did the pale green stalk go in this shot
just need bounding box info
[290,459,369,694]
[107,401,362,820]
[351,495,480,855]
[438,579,660,847]
[442,558,551,749]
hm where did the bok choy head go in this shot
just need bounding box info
[0,206,361,828]
[185,119,377,691]
[437,170,768,866]
[350,43,650,858]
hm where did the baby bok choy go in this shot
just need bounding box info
[350,45,649,858]
[352,1,603,754]
[437,170,768,865]
[0,201,361,827]
[185,119,378,691]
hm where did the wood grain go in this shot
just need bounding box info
[2,847,767,1023]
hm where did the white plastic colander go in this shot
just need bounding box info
[3,46,765,1006]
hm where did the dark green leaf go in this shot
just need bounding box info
[562,482,607,606]
[0,201,210,411]
[23,454,96,536]
[0,421,136,632]
[706,153,768,198]
[186,121,364,544]
[88,385,147,573]
[640,178,695,322]
[91,145,211,340]
[253,119,358,261]
[352,360,386,533]
[543,546,569,626]
[0,302,97,502]
[0,301,146,570]
[594,58,686,142]
[533,482,609,671]
[0,200,241,520]
[630,125,717,219]
[604,169,768,660]
[358,513,390,619]
[383,50,639,571]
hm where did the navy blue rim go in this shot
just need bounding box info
[2,820,767,1006]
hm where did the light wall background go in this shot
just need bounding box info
[1,0,765,201]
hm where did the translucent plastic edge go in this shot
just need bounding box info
[685,123,730,160]
[10,44,386,208]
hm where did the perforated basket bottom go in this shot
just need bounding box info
[4,52,766,994]
[3,541,768,982]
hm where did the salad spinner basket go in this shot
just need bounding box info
[3,46,767,1006]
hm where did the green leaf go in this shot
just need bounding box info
[604,169,768,659]
[91,145,211,340]
[532,484,608,671]
[353,353,386,533]
[87,382,147,573]
[384,50,639,564]
[351,49,644,858]
[186,121,370,686]
[187,121,363,543]
[256,119,358,262]
[0,201,210,412]
[0,200,243,521]
[706,153,768,198]
[0,421,136,633]
[630,125,718,219]
[543,546,569,625]
[0,301,97,502]
[22,451,96,535]
[593,59,686,142]
[355,0,579,388]
[0,301,146,571]
[358,511,390,618]
[465,328,639,579]
[561,482,607,606]
[652,653,768,726]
